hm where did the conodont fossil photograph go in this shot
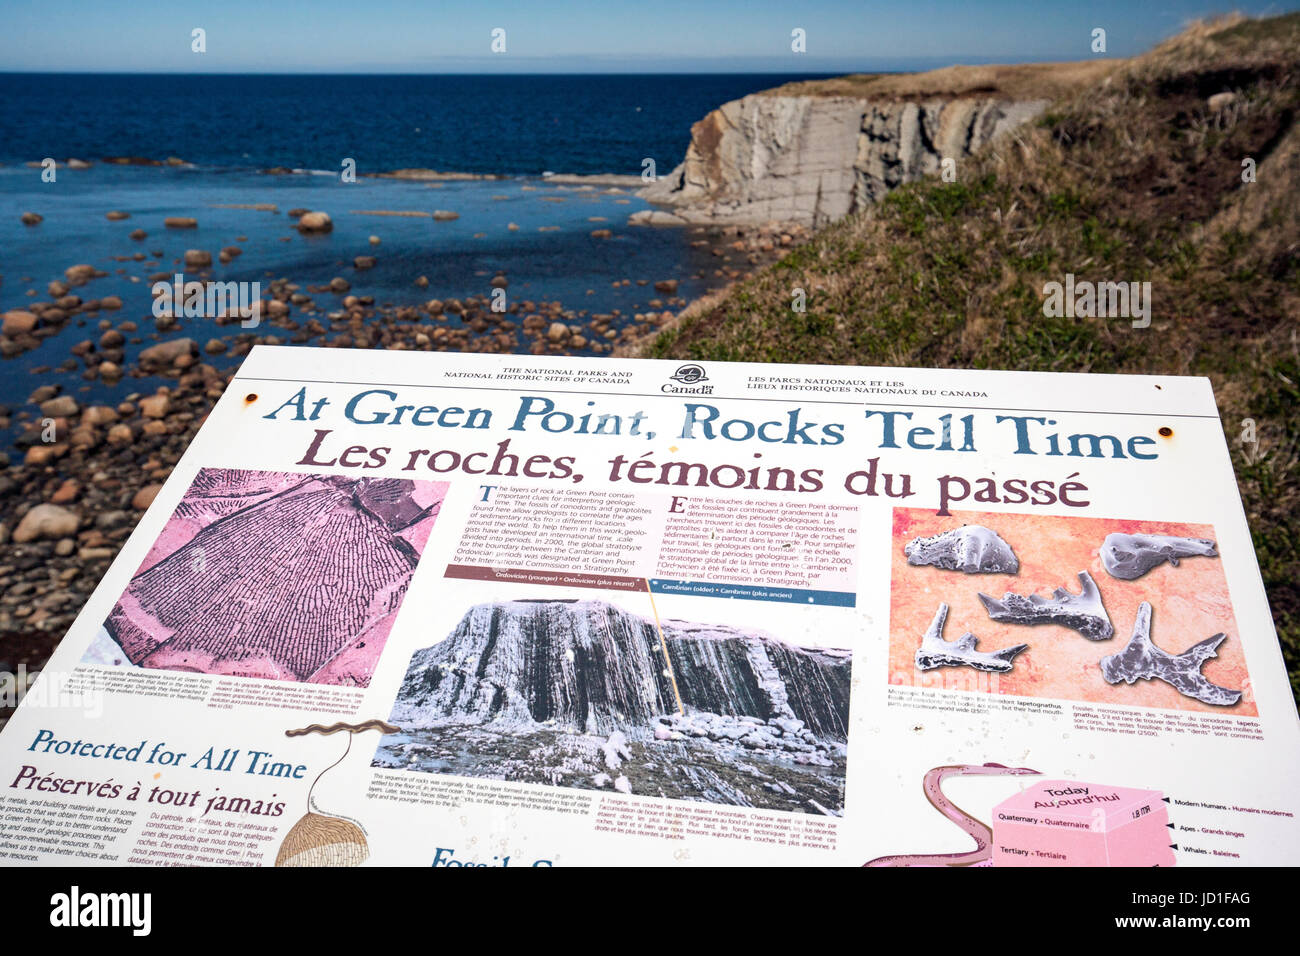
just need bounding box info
[889,507,1251,714]
[87,467,448,686]
[372,591,853,815]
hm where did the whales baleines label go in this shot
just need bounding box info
[1100,532,1218,580]
[865,763,1041,867]
[915,603,1028,673]
[978,570,1114,640]
[1099,601,1241,706]
[904,525,1019,574]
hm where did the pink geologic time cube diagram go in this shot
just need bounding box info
[993,780,1175,867]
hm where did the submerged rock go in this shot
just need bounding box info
[296,211,333,233]
[138,338,196,372]
[2,311,39,336]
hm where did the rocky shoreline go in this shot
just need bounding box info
[0,209,809,696]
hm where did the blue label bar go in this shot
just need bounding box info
[648,578,855,607]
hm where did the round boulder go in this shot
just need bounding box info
[13,504,79,543]
[39,395,79,418]
[132,484,164,510]
[2,310,38,336]
[296,211,333,233]
[138,338,196,372]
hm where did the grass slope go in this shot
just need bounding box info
[645,15,1300,698]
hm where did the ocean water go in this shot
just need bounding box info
[0,165,714,384]
[0,73,835,175]
[0,72,835,443]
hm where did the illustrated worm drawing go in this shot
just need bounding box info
[275,719,400,867]
[865,762,1041,867]
[286,719,400,738]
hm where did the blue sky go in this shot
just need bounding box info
[1,0,1295,72]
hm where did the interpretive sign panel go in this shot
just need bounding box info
[1,347,1294,866]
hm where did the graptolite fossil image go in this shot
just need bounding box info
[372,598,852,814]
[889,508,1252,715]
[90,468,448,686]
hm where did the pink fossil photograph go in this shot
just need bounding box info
[88,468,447,686]
[888,508,1253,715]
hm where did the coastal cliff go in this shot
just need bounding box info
[639,61,1111,226]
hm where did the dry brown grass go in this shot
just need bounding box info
[763,60,1118,102]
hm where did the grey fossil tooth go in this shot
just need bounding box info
[904,525,1019,574]
[978,570,1114,640]
[914,603,1028,673]
[1099,602,1241,706]
[1100,532,1218,580]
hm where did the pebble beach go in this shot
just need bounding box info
[0,158,807,683]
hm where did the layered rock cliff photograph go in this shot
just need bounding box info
[373,598,853,813]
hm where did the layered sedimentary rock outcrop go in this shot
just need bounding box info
[641,93,1046,226]
[856,98,1049,205]
[390,599,851,740]
[640,96,867,227]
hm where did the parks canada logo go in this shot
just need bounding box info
[663,363,713,394]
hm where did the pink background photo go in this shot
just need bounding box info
[888,508,1255,716]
